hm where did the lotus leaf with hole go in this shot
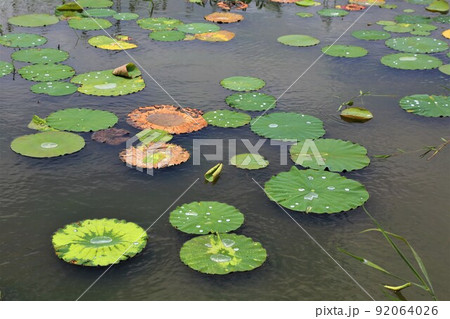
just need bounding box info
[352,30,391,41]
[322,45,368,58]
[385,37,449,54]
[88,35,137,50]
[11,48,69,64]
[220,76,265,91]
[204,12,244,23]
[137,17,183,31]
[27,115,58,132]
[203,110,251,128]
[170,201,244,234]
[76,0,113,8]
[83,8,117,18]
[264,166,369,213]
[31,81,78,96]
[230,153,269,170]
[10,131,85,158]
[195,30,235,42]
[317,9,349,17]
[149,30,186,42]
[19,64,75,82]
[399,95,450,117]
[8,14,59,27]
[92,128,130,145]
[250,112,325,141]
[0,61,13,78]
[127,105,207,134]
[290,139,370,172]
[226,92,276,111]
[135,129,173,145]
[177,23,221,34]
[113,13,139,20]
[340,107,373,122]
[277,34,320,47]
[205,163,223,183]
[119,143,190,169]
[68,18,112,30]
[0,33,47,48]
[381,53,442,70]
[180,234,267,274]
[52,218,147,266]
[46,108,118,132]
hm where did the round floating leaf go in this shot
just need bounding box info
[180,234,267,275]
[225,92,276,111]
[399,94,450,117]
[405,0,433,4]
[340,107,373,122]
[290,139,370,172]
[385,37,449,54]
[149,30,186,42]
[317,9,349,17]
[68,18,112,30]
[250,112,325,141]
[76,0,113,8]
[71,69,145,96]
[18,64,75,82]
[177,23,220,34]
[349,0,385,4]
[204,12,244,23]
[381,53,442,70]
[352,30,391,41]
[383,24,414,33]
[277,34,320,47]
[8,13,59,27]
[0,61,14,78]
[404,9,415,13]
[30,81,78,96]
[52,218,147,267]
[439,64,450,75]
[119,143,190,169]
[426,0,449,13]
[88,35,137,50]
[169,201,244,234]
[195,30,235,42]
[220,76,265,91]
[113,12,139,20]
[377,20,396,26]
[322,45,368,58]
[295,0,321,6]
[11,48,69,64]
[380,4,398,9]
[296,12,314,18]
[230,153,269,170]
[92,128,130,145]
[137,17,183,31]
[395,15,431,24]
[433,15,450,24]
[83,8,117,18]
[410,31,431,36]
[10,131,85,158]
[411,24,437,32]
[264,166,369,214]
[46,108,118,132]
[203,110,251,128]
[0,33,47,48]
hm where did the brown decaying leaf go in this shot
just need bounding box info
[195,30,235,42]
[217,1,248,10]
[337,4,366,11]
[127,105,208,134]
[204,12,244,24]
[91,128,130,145]
[119,143,190,169]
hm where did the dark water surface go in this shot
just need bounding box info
[0,0,449,301]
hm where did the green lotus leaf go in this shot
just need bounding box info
[395,15,431,24]
[180,233,267,274]
[56,3,83,12]
[439,64,450,75]
[383,24,414,33]
[385,37,449,54]
[296,12,314,18]
[352,30,391,41]
[426,0,449,13]
[28,115,58,132]
[30,81,78,96]
[149,30,186,42]
[380,4,398,9]
[88,35,137,50]
[399,94,450,117]
[177,23,220,34]
[0,61,14,78]
[225,92,276,111]
[220,76,266,91]
[381,53,442,70]
[295,0,321,6]
[290,139,370,172]
[113,12,139,20]
[18,64,75,82]
[317,9,349,17]
[230,153,269,170]
[46,108,118,132]
[11,48,69,64]
[251,112,325,141]
[137,17,183,31]
[135,129,173,145]
[264,166,369,214]
[68,18,112,30]
[410,24,437,32]
[277,34,320,47]
[8,14,59,27]
[340,107,373,122]
[377,20,396,26]
[0,33,47,48]
[70,69,145,96]
[405,0,433,4]
[52,218,147,266]
[205,163,223,183]
[403,9,415,13]
[10,131,85,158]
[55,9,83,19]
[82,8,117,18]
[322,45,368,58]
[76,0,113,8]
[203,110,251,128]
[170,201,244,234]
[433,15,450,24]
[410,31,431,36]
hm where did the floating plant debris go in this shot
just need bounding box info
[88,35,137,50]
[18,64,75,82]
[399,95,450,117]
[203,110,251,128]
[8,13,59,27]
[46,108,118,132]
[119,143,190,169]
[220,76,266,91]
[230,153,269,170]
[92,128,130,145]
[11,48,69,64]
[30,81,78,96]
[0,33,47,48]
[277,34,320,47]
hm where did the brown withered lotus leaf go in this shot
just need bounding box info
[92,128,130,145]
[195,30,235,42]
[127,105,208,134]
[112,63,141,79]
[119,143,190,169]
[204,12,244,24]
[217,1,248,10]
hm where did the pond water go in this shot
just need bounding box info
[0,0,449,301]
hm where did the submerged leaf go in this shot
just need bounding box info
[135,129,173,145]
[137,17,183,31]
[91,128,130,145]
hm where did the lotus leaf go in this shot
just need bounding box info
[399,95,450,117]
[68,18,112,30]
[426,0,449,13]
[377,20,396,26]
[405,0,433,3]
[0,61,13,78]
[271,0,298,2]
[317,9,349,17]
[295,0,321,6]
[220,76,265,91]
[410,31,431,36]
[296,12,314,18]
[119,143,190,169]
[230,153,269,170]
[83,8,117,18]
[203,110,251,128]
[11,48,69,64]
[149,30,186,42]
[434,15,450,24]
[205,163,223,183]
[55,3,83,12]
[395,15,431,24]
[204,12,243,23]
[225,92,276,111]
[46,108,118,132]
[10,131,85,158]
[19,64,75,82]
[380,4,398,9]
[135,129,173,146]
[180,234,267,274]
[383,24,414,33]
[0,33,47,48]
[27,115,58,132]
[8,14,59,27]
[76,0,113,8]
[349,0,385,4]
[137,17,183,31]
[439,64,450,75]
[340,107,373,122]
[88,35,137,50]
[92,128,130,145]
[385,37,449,54]
[113,13,139,20]
[52,218,147,266]
[277,34,320,47]
[177,23,221,34]
[381,53,442,70]
[322,45,368,58]
[352,30,391,41]
[30,81,78,96]
[250,112,325,141]
[442,29,450,39]
[195,30,235,42]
